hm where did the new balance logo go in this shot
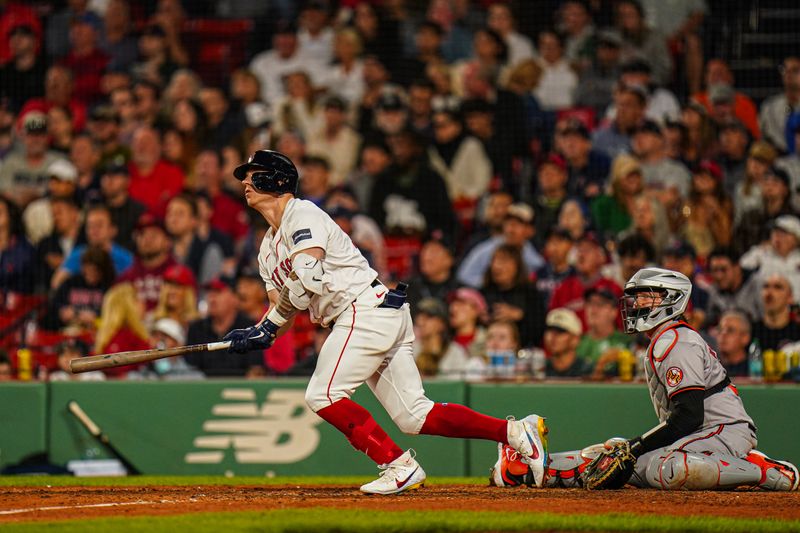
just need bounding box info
[185,389,323,465]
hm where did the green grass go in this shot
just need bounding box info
[0,475,485,487]
[2,508,799,533]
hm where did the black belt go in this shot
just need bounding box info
[704,376,731,398]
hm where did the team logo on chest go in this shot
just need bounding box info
[665,366,684,388]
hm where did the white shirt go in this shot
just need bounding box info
[258,199,378,326]
[298,27,334,68]
[505,31,535,67]
[533,58,578,111]
[249,49,319,106]
[319,61,365,107]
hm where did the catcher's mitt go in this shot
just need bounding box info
[580,440,636,490]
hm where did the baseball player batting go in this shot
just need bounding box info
[223,149,548,495]
[491,268,798,491]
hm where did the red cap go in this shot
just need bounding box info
[449,287,488,316]
[696,159,723,181]
[540,153,567,173]
[135,212,166,232]
[163,264,196,287]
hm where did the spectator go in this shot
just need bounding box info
[36,197,81,288]
[740,216,800,302]
[319,28,365,107]
[23,158,78,245]
[558,0,596,70]
[481,244,547,348]
[117,212,177,312]
[554,117,610,201]
[88,105,129,169]
[776,125,800,211]
[706,247,760,325]
[557,199,590,242]
[591,154,643,239]
[544,307,592,377]
[351,4,400,75]
[0,24,46,109]
[47,106,74,155]
[549,232,622,327]
[413,297,473,380]
[632,119,691,200]
[592,83,646,159]
[751,273,800,352]
[733,141,779,229]
[49,339,105,382]
[110,87,137,142]
[393,21,445,88]
[0,194,35,294]
[624,194,674,257]
[59,13,109,105]
[0,351,10,381]
[462,190,513,255]
[131,80,162,128]
[428,108,492,207]
[100,0,137,72]
[249,21,314,106]
[0,111,68,207]
[19,65,87,132]
[127,317,203,380]
[692,59,760,140]
[639,0,706,93]
[614,0,671,86]
[680,101,717,167]
[578,286,631,378]
[681,160,733,258]
[449,287,488,360]
[487,3,535,67]
[298,155,332,206]
[610,234,652,284]
[532,154,570,248]
[461,98,514,190]
[69,133,101,200]
[46,0,96,60]
[47,246,113,332]
[52,204,133,289]
[191,149,249,245]
[99,156,145,252]
[452,28,508,98]
[735,166,797,255]
[199,86,244,150]
[273,71,323,142]
[349,140,392,213]
[458,203,544,289]
[363,89,410,144]
[185,276,266,378]
[369,129,457,240]
[759,57,800,153]
[297,0,334,68]
[307,95,362,187]
[405,78,435,140]
[325,186,388,278]
[151,263,197,328]
[165,193,224,285]
[605,60,680,123]
[713,310,752,378]
[127,126,185,218]
[533,29,578,112]
[427,0,477,64]
[662,239,711,329]
[168,99,209,174]
[574,29,623,116]
[717,119,750,198]
[534,226,575,306]
[483,319,521,378]
[94,282,151,376]
[131,24,179,88]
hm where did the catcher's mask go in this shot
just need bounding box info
[620,268,692,333]
[234,149,299,195]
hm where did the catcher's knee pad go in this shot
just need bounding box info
[647,451,720,490]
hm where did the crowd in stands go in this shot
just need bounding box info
[0,0,799,383]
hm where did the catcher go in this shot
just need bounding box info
[491,268,798,491]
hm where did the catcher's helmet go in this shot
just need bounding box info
[234,150,299,195]
[620,268,692,333]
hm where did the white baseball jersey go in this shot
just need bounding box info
[257,198,378,326]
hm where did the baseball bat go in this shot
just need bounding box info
[67,400,141,475]
[69,341,231,374]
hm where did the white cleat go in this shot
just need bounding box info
[360,449,427,495]
[506,414,549,487]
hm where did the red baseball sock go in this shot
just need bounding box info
[316,398,404,465]
[419,403,509,443]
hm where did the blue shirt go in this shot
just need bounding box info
[62,243,134,277]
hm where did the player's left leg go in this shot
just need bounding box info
[365,306,549,486]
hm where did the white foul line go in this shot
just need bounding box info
[0,499,181,516]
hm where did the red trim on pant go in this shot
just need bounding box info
[677,424,725,451]
[419,403,509,443]
[326,302,356,405]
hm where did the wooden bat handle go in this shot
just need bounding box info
[69,341,231,373]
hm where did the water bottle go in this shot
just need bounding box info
[16,348,31,381]
[515,349,532,379]
[530,348,547,380]
[618,349,635,382]
[488,350,516,379]
[748,340,763,381]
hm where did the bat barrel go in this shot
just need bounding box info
[69,342,230,373]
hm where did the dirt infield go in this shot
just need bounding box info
[1,485,799,523]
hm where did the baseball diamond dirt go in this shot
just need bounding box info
[2,484,800,524]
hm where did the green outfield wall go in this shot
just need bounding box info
[1,381,798,476]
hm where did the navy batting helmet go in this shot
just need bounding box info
[233,150,299,195]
